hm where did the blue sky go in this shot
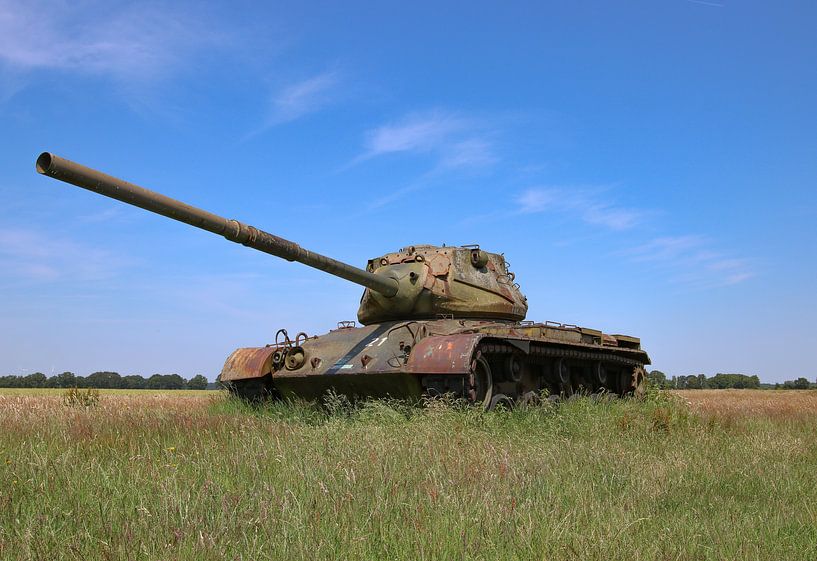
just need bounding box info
[1,1,815,382]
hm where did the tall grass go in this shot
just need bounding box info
[0,388,215,397]
[679,388,817,421]
[1,390,815,560]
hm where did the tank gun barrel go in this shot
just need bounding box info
[35,152,398,297]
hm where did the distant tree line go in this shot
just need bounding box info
[648,370,815,390]
[0,372,209,390]
[775,378,813,390]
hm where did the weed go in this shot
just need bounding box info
[62,387,100,408]
[649,406,672,432]
[322,388,354,417]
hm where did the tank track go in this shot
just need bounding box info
[423,339,647,409]
[222,376,279,403]
[481,340,644,367]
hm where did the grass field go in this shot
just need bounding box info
[0,388,217,397]
[1,389,816,560]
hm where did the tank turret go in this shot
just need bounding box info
[35,153,527,323]
[359,244,526,323]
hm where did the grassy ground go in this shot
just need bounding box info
[1,389,816,560]
[0,388,217,397]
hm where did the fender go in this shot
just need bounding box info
[406,333,487,375]
[218,347,276,382]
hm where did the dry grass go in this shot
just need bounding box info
[676,389,817,420]
[0,392,213,420]
[0,388,218,397]
[1,389,816,560]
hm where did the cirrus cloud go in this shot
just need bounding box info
[0,0,222,84]
[621,235,754,288]
[265,71,340,126]
[516,186,645,231]
[352,110,498,170]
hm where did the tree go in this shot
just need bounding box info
[187,375,208,390]
[53,372,77,388]
[85,371,123,389]
[677,374,707,390]
[121,375,147,389]
[782,378,810,390]
[23,373,47,388]
[146,374,165,389]
[0,375,21,388]
[146,374,187,390]
[708,373,761,389]
[647,370,667,388]
[162,374,187,389]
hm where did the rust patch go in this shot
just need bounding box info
[219,347,276,382]
[406,333,485,374]
[428,254,451,277]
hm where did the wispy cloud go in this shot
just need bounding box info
[363,112,466,157]
[344,110,499,212]
[512,188,751,288]
[0,228,135,282]
[623,235,704,262]
[622,235,754,287]
[0,1,219,84]
[440,138,498,169]
[266,71,340,126]
[352,110,497,170]
[515,186,645,230]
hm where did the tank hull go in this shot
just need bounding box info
[219,319,651,405]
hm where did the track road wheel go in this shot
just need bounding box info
[555,358,572,396]
[519,391,542,407]
[489,393,514,411]
[595,362,608,388]
[469,355,493,410]
[506,354,524,382]
[631,366,647,399]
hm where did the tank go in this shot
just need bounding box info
[35,152,651,408]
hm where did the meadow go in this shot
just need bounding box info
[0,388,214,397]
[1,389,815,560]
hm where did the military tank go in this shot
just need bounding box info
[36,152,650,408]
